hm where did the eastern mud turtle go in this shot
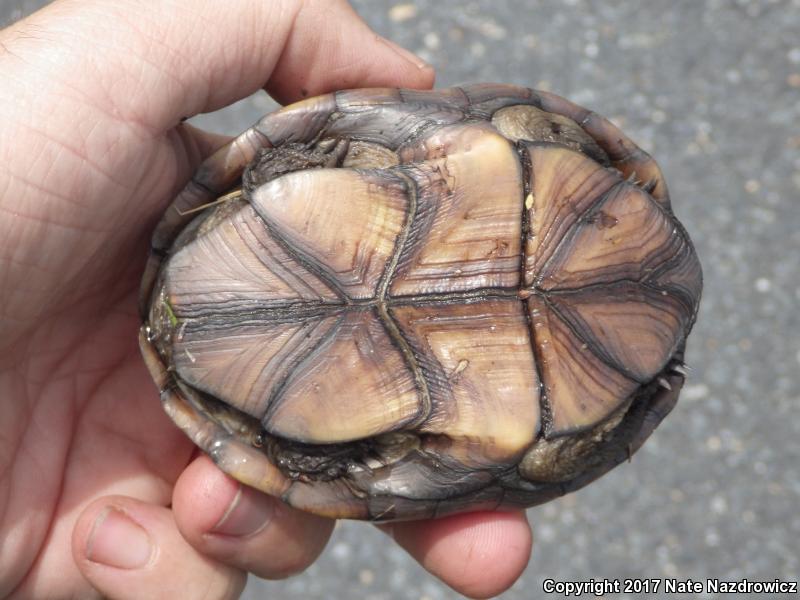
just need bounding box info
[140,84,702,521]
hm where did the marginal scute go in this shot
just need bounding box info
[651,241,704,313]
[195,127,272,192]
[535,89,669,204]
[148,180,217,259]
[263,310,422,444]
[580,112,670,205]
[335,87,403,109]
[459,83,537,117]
[281,479,370,520]
[250,169,409,299]
[254,93,337,145]
[365,452,494,500]
[399,86,470,109]
[391,123,523,295]
[391,300,540,463]
[536,89,591,124]
[151,127,273,254]
[461,82,533,104]
[325,92,465,149]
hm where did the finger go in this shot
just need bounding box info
[4,0,433,133]
[178,123,234,161]
[173,455,335,580]
[72,495,246,600]
[384,511,533,599]
[264,0,435,104]
[165,122,233,190]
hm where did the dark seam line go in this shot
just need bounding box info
[262,312,348,426]
[525,87,545,109]
[241,217,322,299]
[188,177,215,194]
[377,172,414,302]
[541,295,643,385]
[533,170,623,283]
[376,169,432,424]
[643,218,696,284]
[178,308,347,333]
[242,322,323,412]
[453,86,471,106]
[174,289,523,328]
[517,141,550,439]
[526,305,551,439]
[376,303,431,429]
[248,127,272,147]
[370,476,500,522]
[538,276,652,295]
[387,288,519,306]
[537,277,676,298]
[248,206,350,303]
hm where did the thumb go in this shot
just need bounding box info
[72,496,245,600]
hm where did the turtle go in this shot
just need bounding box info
[139,83,702,522]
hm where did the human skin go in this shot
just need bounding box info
[0,1,533,598]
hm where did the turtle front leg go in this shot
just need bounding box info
[241,139,350,194]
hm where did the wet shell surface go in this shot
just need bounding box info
[140,84,702,521]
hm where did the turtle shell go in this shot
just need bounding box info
[140,84,702,521]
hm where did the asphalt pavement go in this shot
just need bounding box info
[3,1,799,598]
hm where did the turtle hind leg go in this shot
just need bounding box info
[505,361,685,508]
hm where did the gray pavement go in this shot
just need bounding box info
[3,1,799,598]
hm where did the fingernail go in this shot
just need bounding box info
[377,36,431,70]
[212,485,274,537]
[86,507,153,569]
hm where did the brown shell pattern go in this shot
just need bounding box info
[140,84,702,521]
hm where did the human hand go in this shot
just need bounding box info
[0,1,532,598]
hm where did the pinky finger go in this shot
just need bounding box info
[72,495,246,600]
